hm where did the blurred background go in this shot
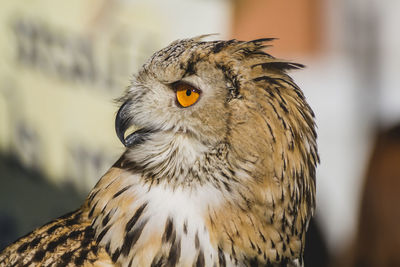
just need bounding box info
[1,0,400,266]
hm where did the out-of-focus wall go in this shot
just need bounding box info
[0,0,231,191]
[232,0,322,57]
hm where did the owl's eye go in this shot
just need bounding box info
[174,82,201,108]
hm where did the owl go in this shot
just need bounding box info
[0,36,318,267]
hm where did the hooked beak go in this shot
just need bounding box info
[115,101,154,147]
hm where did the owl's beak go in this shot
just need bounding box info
[115,101,154,147]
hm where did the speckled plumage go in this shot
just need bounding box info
[0,36,318,267]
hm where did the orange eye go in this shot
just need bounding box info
[175,82,201,108]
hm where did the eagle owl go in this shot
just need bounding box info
[0,36,318,267]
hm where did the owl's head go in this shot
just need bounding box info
[115,36,318,191]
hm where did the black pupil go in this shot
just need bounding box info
[186,89,192,96]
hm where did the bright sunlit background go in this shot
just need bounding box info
[1,0,400,266]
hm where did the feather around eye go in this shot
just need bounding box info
[174,82,201,108]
